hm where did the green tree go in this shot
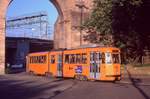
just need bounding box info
[84,0,114,46]
[84,0,150,63]
[84,0,142,46]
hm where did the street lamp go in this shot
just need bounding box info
[75,0,88,46]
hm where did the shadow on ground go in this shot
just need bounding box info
[116,68,150,99]
[127,69,150,99]
[0,75,77,99]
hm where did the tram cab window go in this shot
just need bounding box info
[112,54,120,64]
[105,52,112,64]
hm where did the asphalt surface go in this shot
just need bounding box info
[0,73,150,99]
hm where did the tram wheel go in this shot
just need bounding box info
[83,75,88,81]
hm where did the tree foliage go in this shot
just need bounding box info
[84,0,114,46]
[84,0,150,63]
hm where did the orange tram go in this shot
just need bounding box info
[26,47,121,81]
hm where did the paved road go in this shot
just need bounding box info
[0,73,150,99]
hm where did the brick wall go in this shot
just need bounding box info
[0,0,92,74]
[0,0,10,74]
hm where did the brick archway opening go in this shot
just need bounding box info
[0,0,64,74]
[0,0,92,74]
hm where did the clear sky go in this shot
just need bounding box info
[6,0,58,39]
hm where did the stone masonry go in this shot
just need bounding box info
[0,0,92,74]
[51,0,92,49]
[0,0,10,74]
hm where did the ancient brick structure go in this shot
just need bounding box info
[0,0,10,74]
[51,0,92,49]
[0,0,92,74]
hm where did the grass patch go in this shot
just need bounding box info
[134,64,150,67]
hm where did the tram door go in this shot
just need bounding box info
[57,54,63,77]
[90,52,101,80]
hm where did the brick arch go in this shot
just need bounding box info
[50,0,63,18]
[0,0,10,74]
[51,0,92,49]
[0,0,92,74]
[0,0,66,74]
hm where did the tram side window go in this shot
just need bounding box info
[30,56,36,63]
[30,56,43,64]
[90,52,100,62]
[51,55,55,64]
[32,56,35,63]
[41,56,46,63]
[70,54,76,64]
[36,56,39,63]
[32,56,34,63]
[58,55,62,62]
[30,56,32,63]
[97,52,101,62]
[112,54,120,63]
[93,52,97,61]
[29,56,31,63]
[76,54,81,64]
[90,52,94,61]
[65,53,86,64]
[65,54,69,64]
[82,53,87,64]
[37,56,39,63]
[97,52,102,63]
[40,56,43,63]
[34,56,37,63]
[44,56,46,63]
[36,56,38,63]
[31,56,33,63]
[73,54,76,63]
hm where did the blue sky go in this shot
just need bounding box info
[6,0,58,39]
